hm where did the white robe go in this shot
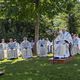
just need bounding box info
[50,41,53,53]
[77,38,80,54]
[14,42,21,57]
[1,42,7,59]
[54,31,73,58]
[37,39,48,57]
[31,41,35,53]
[7,42,18,59]
[46,40,51,53]
[71,37,78,55]
[21,40,32,58]
[0,43,4,60]
[37,40,41,56]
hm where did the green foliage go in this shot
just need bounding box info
[53,13,68,29]
[72,3,80,34]
[0,0,80,40]
[67,2,80,34]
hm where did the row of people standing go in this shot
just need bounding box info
[0,37,53,60]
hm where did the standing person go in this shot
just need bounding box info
[1,39,7,59]
[31,40,35,54]
[37,39,41,56]
[13,39,20,57]
[37,38,48,57]
[7,38,18,59]
[71,34,79,55]
[76,34,80,54]
[21,37,33,59]
[46,38,51,53]
[0,42,4,60]
[78,38,80,54]
[54,28,73,58]
[50,41,53,53]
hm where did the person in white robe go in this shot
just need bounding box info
[1,39,7,59]
[31,40,35,53]
[37,38,48,57]
[54,28,73,58]
[71,34,79,55]
[78,37,80,54]
[7,38,18,59]
[0,43,4,60]
[50,41,53,53]
[75,34,80,54]
[46,38,51,53]
[37,39,41,56]
[21,37,33,59]
[14,39,21,57]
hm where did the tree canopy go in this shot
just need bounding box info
[0,0,80,41]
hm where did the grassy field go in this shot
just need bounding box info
[0,54,80,80]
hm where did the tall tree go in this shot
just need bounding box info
[33,0,40,54]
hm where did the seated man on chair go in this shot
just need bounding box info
[54,28,73,59]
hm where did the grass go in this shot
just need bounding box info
[0,54,80,80]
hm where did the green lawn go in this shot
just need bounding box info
[0,54,80,80]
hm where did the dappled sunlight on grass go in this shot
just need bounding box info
[73,63,78,67]
[6,73,13,76]
[0,59,12,64]
[0,53,53,64]
[40,63,49,67]
[48,53,53,57]
[11,57,24,64]
[0,54,80,80]
[33,56,38,58]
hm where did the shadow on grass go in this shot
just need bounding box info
[0,56,53,80]
[1,54,80,80]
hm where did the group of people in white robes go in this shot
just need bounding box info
[0,37,33,60]
[54,28,80,59]
[0,36,54,60]
[0,28,80,60]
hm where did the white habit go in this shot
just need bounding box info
[37,39,48,57]
[54,31,73,58]
[21,40,33,58]
[7,42,18,59]
[71,36,78,55]
[0,43,4,60]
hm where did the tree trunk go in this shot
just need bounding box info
[34,13,39,55]
[33,0,40,55]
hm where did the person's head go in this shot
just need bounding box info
[46,38,49,41]
[1,39,5,43]
[42,38,45,41]
[76,34,78,37]
[9,38,13,42]
[71,33,74,36]
[14,39,17,42]
[73,34,78,38]
[62,28,67,33]
[23,37,27,41]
